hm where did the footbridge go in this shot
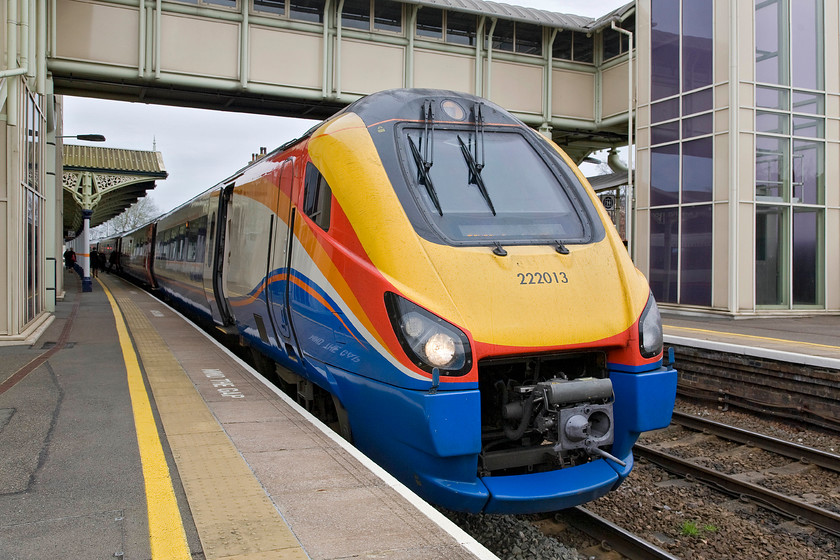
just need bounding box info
[1,0,635,340]
[48,0,635,162]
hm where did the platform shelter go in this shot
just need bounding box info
[62,145,167,292]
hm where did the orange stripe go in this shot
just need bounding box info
[288,275,363,345]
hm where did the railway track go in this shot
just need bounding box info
[672,344,840,432]
[558,507,680,560]
[670,411,840,473]
[636,412,840,538]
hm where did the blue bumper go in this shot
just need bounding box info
[326,362,677,514]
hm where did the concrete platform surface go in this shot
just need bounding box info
[0,270,496,560]
[663,313,840,367]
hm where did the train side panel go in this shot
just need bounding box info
[120,223,156,287]
[152,195,214,319]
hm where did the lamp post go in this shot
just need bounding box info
[60,133,106,291]
[57,134,106,142]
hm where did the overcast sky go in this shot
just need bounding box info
[63,0,629,216]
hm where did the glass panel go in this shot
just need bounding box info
[446,11,476,46]
[756,204,788,306]
[755,0,788,85]
[603,27,622,60]
[682,0,713,91]
[342,0,370,30]
[680,204,712,306]
[755,135,789,200]
[25,98,32,188]
[401,128,589,244]
[756,85,789,110]
[491,19,514,52]
[682,88,713,115]
[254,0,285,15]
[374,0,402,33]
[622,14,636,50]
[290,0,324,23]
[792,139,823,204]
[651,121,680,145]
[416,7,443,39]
[651,98,679,123]
[793,208,821,305]
[792,91,824,114]
[791,0,823,90]
[651,143,680,206]
[682,137,713,203]
[515,23,542,56]
[204,0,236,7]
[553,31,572,60]
[651,0,680,99]
[681,113,713,139]
[792,115,824,139]
[573,32,593,63]
[34,195,40,313]
[756,111,789,134]
[34,102,41,192]
[27,191,34,322]
[650,207,679,303]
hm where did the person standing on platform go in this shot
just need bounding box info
[90,249,100,278]
[108,249,120,273]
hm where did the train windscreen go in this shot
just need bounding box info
[399,127,593,246]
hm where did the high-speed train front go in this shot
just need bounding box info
[126,89,677,515]
[286,89,677,513]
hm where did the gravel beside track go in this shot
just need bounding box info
[447,398,840,560]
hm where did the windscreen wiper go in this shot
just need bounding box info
[408,135,442,215]
[457,135,496,216]
[407,100,442,215]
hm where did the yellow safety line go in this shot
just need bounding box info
[100,280,192,560]
[664,324,840,351]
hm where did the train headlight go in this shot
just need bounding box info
[385,292,472,376]
[424,333,456,367]
[639,292,664,359]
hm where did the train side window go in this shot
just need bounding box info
[303,162,332,232]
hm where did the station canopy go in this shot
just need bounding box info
[62,145,167,239]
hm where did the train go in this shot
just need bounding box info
[98,88,677,514]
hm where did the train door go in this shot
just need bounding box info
[207,185,235,326]
[265,158,297,354]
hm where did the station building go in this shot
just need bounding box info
[1,0,838,342]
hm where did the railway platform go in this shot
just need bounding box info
[662,311,840,432]
[663,312,840,366]
[0,270,495,560]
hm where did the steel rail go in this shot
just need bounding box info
[560,506,682,560]
[671,411,840,474]
[635,444,840,538]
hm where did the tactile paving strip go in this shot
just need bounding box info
[115,292,307,560]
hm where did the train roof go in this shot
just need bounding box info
[342,89,521,129]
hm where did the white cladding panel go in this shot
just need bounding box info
[250,27,323,89]
[339,40,404,95]
[160,14,239,78]
[414,50,475,93]
[551,69,595,120]
[56,0,139,66]
[601,61,629,118]
[489,61,542,115]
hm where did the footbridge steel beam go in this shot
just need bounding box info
[47,0,635,162]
